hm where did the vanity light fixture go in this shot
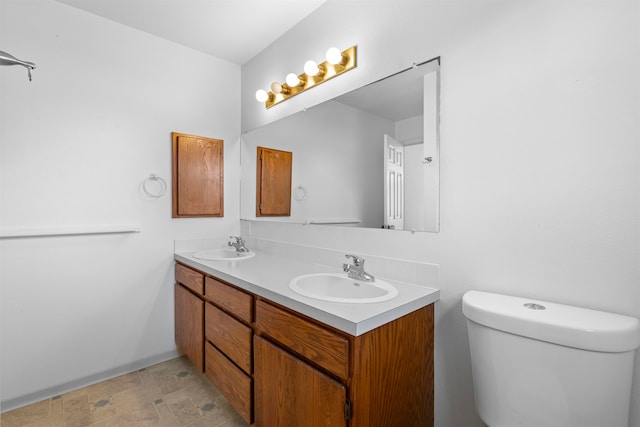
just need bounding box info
[303,60,323,77]
[270,81,289,95]
[255,45,357,109]
[325,47,346,65]
[285,72,304,87]
[255,89,270,103]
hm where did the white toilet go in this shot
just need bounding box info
[462,290,640,427]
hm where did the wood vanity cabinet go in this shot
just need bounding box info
[174,263,205,372]
[174,262,434,426]
[254,299,434,427]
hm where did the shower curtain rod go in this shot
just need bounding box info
[0,50,36,81]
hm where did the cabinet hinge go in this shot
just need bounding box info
[344,398,352,421]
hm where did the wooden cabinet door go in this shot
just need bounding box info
[256,146,292,216]
[254,336,347,427]
[174,284,204,371]
[172,132,224,217]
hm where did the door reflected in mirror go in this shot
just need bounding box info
[241,58,440,232]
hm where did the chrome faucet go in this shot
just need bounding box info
[228,236,250,253]
[343,254,375,282]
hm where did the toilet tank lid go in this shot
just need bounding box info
[462,291,640,353]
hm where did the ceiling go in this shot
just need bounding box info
[55,0,326,65]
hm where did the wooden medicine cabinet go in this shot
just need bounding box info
[172,132,224,218]
[256,146,292,216]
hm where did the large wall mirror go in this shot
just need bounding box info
[241,57,440,232]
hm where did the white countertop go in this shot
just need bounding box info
[174,249,439,336]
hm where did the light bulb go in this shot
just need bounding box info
[326,47,344,65]
[304,60,320,76]
[285,73,300,87]
[255,89,269,102]
[270,81,284,94]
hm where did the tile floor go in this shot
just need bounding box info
[1,356,250,427]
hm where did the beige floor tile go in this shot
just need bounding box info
[165,398,202,427]
[62,388,87,401]
[62,391,92,427]
[153,399,179,427]
[150,367,201,396]
[22,396,65,427]
[19,414,64,427]
[88,396,118,423]
[160,387,192,407]
[137,368,160,386]
[92,401,163,427]
[111,382,163,415]
[162,381,217,409]
[0,357,251,427]
[86,372,143,402]
[0,399,50,427]
[213,399,250,427]
[145,357,193,377]
[217,417,251,427]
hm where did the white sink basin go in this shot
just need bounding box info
[289,273,398,304]
[193,248,255,261]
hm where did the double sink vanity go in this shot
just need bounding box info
[174,238,439,426]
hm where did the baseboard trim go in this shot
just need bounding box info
[0,350,181,413]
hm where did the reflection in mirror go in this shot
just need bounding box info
[241,57,440,232]
[256,146,292,217]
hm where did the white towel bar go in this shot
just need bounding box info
[0,225,142,239]
[304,218,361,225]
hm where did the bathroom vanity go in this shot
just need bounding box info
[174,249,438,426]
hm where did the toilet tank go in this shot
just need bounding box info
[462,291,640,427]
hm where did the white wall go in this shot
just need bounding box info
[242,2,640,426]
[0,0,240,409]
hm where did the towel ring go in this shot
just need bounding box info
[294,185,307,201]
[143,174,167,198]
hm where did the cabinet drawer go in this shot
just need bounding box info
[205,302,252,374]
[255,300,349,380]
[205,342,252,424]
[175,263,204,295]
[205,276,253,323]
